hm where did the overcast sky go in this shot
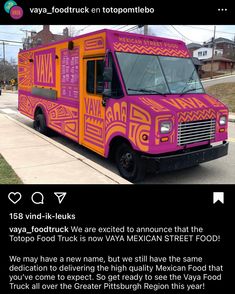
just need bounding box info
[0,25,235,62]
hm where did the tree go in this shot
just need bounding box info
[0,59,18,83]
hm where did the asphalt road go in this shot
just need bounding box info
[1,92,235,184]
[202,74,235,88]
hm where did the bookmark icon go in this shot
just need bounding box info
[213,192,224,204]
[54,192,67,204]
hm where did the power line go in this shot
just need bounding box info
[163,25,183,39]
[184,25,235,35]
[0,43,21,47]
[116,25,130,31]
[111,25,123,29]
[75,25,90,34]
[170,25,197,43]
[0,39,22,44]
[20,29,36,40]
[125,26,139,32]
[0,31,24,36]
[81,25,90,30]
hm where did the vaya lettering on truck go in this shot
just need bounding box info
[18,29,229,182]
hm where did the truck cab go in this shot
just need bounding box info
[100,31,228,181]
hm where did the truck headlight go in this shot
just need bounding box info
[160,121,172,134]
[219,116,227,126]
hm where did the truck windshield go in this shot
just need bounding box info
[116,52,204,95]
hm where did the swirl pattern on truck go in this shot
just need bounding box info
[18,51,34,91]
[18,91,79,141]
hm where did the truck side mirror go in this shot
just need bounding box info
[102,86,112,107]
[103,88,112,97]
[103,67,113,82]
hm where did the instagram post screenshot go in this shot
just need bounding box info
[0,0,234,293]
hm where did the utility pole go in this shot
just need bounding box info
[144,25,148,35]
[137,25,148,35]
[210,25,216,79]
[20,29,35,39]
[2,41,6,83]
[0,39,22,84]
[20,29,35,49]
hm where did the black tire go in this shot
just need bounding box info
[115,143,146,182]
[33,113,48,135]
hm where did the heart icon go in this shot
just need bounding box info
[8,192,22,204]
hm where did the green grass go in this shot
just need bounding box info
[206,83,235,112]
[0,154,22,184]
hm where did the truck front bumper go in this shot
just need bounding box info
[142,142,229,173]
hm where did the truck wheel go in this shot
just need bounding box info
[115,143,146,182]
[34,113,48,135]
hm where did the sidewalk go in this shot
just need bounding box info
[1,89,18,94]
[201,73,235,82]
[229,113,235,123]
[0,114,130,184]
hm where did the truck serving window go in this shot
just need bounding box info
[116,52,204,95]
[87,60,104,95]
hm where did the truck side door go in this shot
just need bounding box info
[80,58,106,156]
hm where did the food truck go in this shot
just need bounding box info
[18,29,229,181]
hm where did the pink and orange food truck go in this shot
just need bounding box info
[18,29,229,181]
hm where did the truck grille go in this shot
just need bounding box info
[178,119,216,146]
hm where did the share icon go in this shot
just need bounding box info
[54,192,67,204]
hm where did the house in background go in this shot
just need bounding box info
[204,37,235,60]
[188,37,235,76]
[202,56,235,72]
[187,43,201,57]
[193,47,223,60]
[23,25,69,50]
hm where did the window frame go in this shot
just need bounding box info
[107,52,124,99]
[86,58,104,96]
[115,52,204,95]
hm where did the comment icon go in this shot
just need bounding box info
[31,192,44,205]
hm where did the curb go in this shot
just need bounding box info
[202,74,235,82]
[4,114,131,185]
[229,117,235,123]
[1,90,18,94]
[229,113,235,123]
